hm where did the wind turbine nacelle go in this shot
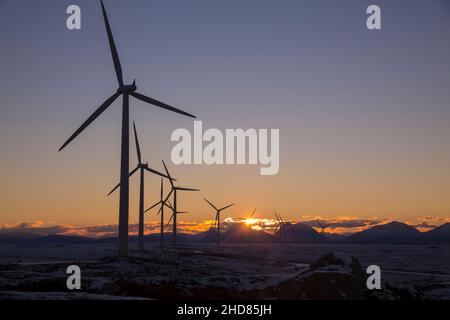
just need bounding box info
[117,83,137,93]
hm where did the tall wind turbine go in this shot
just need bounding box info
[58,1,195,255]
[107,121,171,251]
[145,178,170,249]
[204,199,235,248]
[161,160,199,247]
[317,222,330,237]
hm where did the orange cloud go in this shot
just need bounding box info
[1,215,448,237]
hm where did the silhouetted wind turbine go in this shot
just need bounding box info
[204,199,235,248]
[317,222,330,237]
[145,178,170,249]
[166,201,188,225]
[161,160,199,247]
[239,208,257,247]
[274,211,285,247]
[107,121,171,251]
[58,0,195,255]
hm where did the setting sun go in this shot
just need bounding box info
[243,218,258,226]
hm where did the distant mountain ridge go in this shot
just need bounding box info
[274,223,326,243]
[1,222,449,245]
[221,223,276,243]
[341,221,443,244]
[425,223,450,244]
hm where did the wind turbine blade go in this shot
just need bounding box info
[219,203,235,211]
[107,182,121,197]
[167,214,174,226]
[144,201,162,213]
[130,92,196,118]
[161,159,174,187]
[160,178,163,199]
[165,201,173,210]
[59,93,120,151]
[175,187,199,192]
[144,165,170,179]
[100,0,123,86]
[178,211,188,214]
[107,165,139,196]
[132,121,141,164]
[249,208,257,219]
[274,211,281,222]
[204,198,217,211]
[163,189,174,204]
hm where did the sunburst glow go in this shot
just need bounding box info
[243,218,259,226]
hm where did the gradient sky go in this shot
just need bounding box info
[1,0,450,229]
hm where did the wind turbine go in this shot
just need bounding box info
[274,211,285,247]
[58,0,195,256]
[161,160,199,247]
[107,121,171,251]
[204,199,235,248]
[239,208,257,247]
[166,201,188,225]
[317,222,330,237]
[145,178,170,249]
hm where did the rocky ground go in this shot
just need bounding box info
[0,243,449,300]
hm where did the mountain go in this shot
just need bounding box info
[37,234,94,243]
[274,223,326,243]
[0,232,93,244]
[342,221,423,244]
[0,231,47,244]
[199,228,219,242]
[425,223,450,244]
[98,233,201,243]
[324,232,351,242]
[222,223,276,243]
[0,231,41,240]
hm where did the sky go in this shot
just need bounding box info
[1,0,450,234]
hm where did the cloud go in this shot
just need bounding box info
[0,220,215,238]
[0,221,69,236]
[1,215,448,237]
[405,216,450,232]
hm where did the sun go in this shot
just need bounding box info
[243,218,258,226]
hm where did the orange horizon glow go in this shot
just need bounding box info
[2,215,449,238]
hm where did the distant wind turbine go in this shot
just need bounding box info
[166,200,188,225]
[107,121,171,251]
[239,208,257,248]
[317,222,330,237]
[204,199,235,248]
[145,178,170,249]
[274,211,286,247]
[161,160,199,247]
[58,1,195,256]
